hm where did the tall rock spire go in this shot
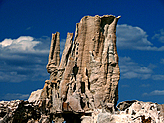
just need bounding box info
[30,15,121,122]
[46,32,60,83]
[44,15,120,113]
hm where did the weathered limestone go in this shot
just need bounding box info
[96,100,164,123]
[28,89,42,102]
[1,100,164,122]
[26,14,120,122]
[47,32,60,82]
[0,100,49,123]
[43,15,121,115]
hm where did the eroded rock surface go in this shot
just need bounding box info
[29,15,121,122]
[1,100,164,123]
[1,15,164,123]
[44,15,120,114]
[96,100,164,123]
[0,100,49,123]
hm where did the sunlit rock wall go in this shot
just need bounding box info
[44,15,120,114]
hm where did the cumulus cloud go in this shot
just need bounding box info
[0,93,29,101]
[0,35,67,83]
[117,25,164,51]
[0,36,50,83]
[0,36,39,52]
[143,90,164,96]
[119,56,153,79]
[0,36,50,53]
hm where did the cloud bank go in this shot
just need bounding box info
[0,36,39,51]
[143,90,164,96]
[0,36,50,53]
[0,36,51,83]
[119,56,164,81]
[117,24,164,51]
[0,35,67,83]
[119,56,152,80]
[1,93,29,101]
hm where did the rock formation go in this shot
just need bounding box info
[0,15,164,123]
[38,15,121,122]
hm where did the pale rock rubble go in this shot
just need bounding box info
[0,100,164,122]
[96,100,164,123]
[0,100,46,123]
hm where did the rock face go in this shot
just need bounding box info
[37,15,120,122]
[22,14,120,122]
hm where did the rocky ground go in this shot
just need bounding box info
[0,99,164,123]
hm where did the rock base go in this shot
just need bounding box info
[1,100,164,123]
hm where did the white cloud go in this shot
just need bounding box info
[140,84,150,87]
[119,56,153,79]
[136,46,164,51]
[0,71,27,82]
[0,36,50,83]
[117,25,164,51]
[0,38,13,47]
[152,29,164,43]
[0,36,40,52]
[0,35,69,83]
[120,57,164,80]
[152,75,164,80]
[1,93,29,101]
[143,90,164,96]
[0,64,49,83]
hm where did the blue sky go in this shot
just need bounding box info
[0,0,164,104]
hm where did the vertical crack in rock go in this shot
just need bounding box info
[37,15,121,122]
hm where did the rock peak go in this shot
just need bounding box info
[37,14,120,121]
